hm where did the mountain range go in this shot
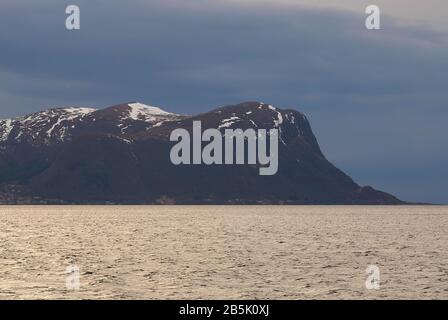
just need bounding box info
[0,101,403,204]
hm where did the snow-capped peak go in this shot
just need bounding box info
[127,102,173,120]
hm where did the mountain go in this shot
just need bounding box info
[0,101,403,204]
[0,103,181,146]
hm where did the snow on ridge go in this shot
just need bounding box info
[34,106,96,116]
[43,107,96,138]
[268,105,283,127]
[58,107,96,121]
[1,106,96,143]
[218,116,241,129]
[127,103,173,120]
[115,102,178,133]
[0,119,14,142]
[218,121,238,129]
[61,107,96,115]
[19,107,96,123]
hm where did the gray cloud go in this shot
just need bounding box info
[0,0,447,202]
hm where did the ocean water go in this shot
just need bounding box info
[0,206,447,300]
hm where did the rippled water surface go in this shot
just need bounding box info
[0,206,447,299]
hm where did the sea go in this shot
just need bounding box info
[0,205,447,299]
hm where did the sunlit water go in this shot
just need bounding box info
[0,206,447,299]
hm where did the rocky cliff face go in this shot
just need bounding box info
[0,101,403,204]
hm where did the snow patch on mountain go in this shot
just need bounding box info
[0,107,96,144]
[63,107,96,114]
[45,108,96,138]
[218,116,241,129]
[268,105,283,127]
[0,119,14,142]
[127,103,173,120]
[249,119,258,128]
[114,103,181,134]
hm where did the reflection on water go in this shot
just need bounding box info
[0,206,447,299]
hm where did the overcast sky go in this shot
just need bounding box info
[0,0,447,203]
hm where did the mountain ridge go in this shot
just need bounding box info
[0,101,404,205]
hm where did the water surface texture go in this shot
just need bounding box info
[0,206,447,299]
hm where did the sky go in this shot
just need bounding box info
[0,0,447,203]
